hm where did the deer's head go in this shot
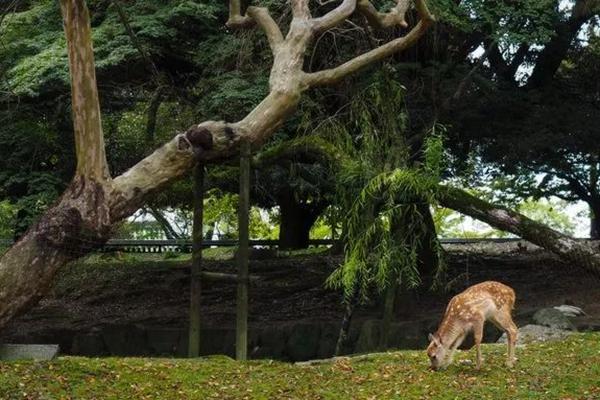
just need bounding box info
[426,333,450,370]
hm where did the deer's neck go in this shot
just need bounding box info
[437,317,464,349]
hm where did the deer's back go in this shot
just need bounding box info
[451,281,515,312]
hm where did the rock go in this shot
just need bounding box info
[497,324,574,345]
[553,305,586,318]
[0,344,59,361]
[532,308,576,331]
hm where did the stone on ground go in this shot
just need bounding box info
[532,308,576,330]
[497,324,574,345]
[0,344,59,361]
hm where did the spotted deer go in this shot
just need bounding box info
[426,281,517,370]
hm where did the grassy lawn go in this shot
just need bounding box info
[1,334,599,399]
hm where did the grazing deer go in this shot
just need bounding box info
[426,281,517,370]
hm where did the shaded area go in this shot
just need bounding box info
[2,243,600,361]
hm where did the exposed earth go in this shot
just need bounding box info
[2,241,600,360]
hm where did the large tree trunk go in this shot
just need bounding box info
[278,193,325,250]
[438,186,600,274]
[0,0,434,330]
[0,178,112,327]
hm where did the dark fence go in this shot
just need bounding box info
[99,239,336,253]
[0,237,547,254]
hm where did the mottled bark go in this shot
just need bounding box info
[59,0,109,181]
[439,186,600,274]
[0,177,111,327]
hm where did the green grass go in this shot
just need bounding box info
[1,334,600,399]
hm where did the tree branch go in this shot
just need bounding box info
[59,0,109,181]
[226,4,284,54]
[304,0,434,87]
[292,0,312,19]
[507,43,529,78]
[311,0,357,33]
[248,7,284,53]
[527,0,600,88]
[357,0,409,29]
[226,0,252,27]
[448,40,495,103]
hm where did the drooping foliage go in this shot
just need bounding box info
[313,72,446,300]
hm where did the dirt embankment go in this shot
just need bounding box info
[1,242,600,360]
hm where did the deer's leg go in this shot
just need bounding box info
[491,307,518,367]
[473,319,484,370]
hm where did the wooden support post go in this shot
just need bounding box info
[188,163,204,357]
[236,140,251,361]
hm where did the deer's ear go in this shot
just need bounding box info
[428,333,441,345]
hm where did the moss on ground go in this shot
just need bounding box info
[1,334,599,399]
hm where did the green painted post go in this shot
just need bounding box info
[236,140,251,361]
[188,163,204,357]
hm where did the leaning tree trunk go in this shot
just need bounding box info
[148,207,181,240]
[438,186,600,274]
[0,0,434,330]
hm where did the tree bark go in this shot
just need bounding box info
[278,193,326,250]
[0,177,111,328]
[438,186,600,274]
[59,0,109,181]
[334,286,359,356]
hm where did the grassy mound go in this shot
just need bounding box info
[1,334,599,399]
